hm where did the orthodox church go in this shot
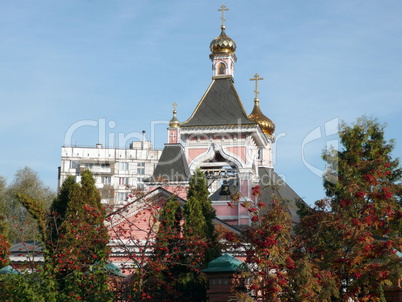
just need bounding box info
[105,5,306,274]
[142,7,304,227]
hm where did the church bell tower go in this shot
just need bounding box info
[210,4,237,79]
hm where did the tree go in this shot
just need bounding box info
[0,216,10,269]
[297,117,402,301]
[52,170,110,301]
[237,198,294,302]
[185,168,221,264]
[143,170,220,302]
[18,170,112,301]
[181,169,221,301]
[144,196,185,301]
[0,167,55,242]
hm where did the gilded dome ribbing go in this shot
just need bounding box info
[248,98,275,135]
[210,25,236,54]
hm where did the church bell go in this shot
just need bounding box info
[219,180,231,196]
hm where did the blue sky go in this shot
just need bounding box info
[1,0,401,205]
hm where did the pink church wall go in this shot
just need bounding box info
[187,148,208,164]
[226,146,246,165]
[214,204,239,217]
[148,185,187,199]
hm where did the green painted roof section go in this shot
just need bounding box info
[89,261,127,277]
[0,265,20,275]
[103,262,127,277]
[202,254,243,273]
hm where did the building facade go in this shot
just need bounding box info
[59,139,162,207]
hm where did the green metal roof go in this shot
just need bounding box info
[202,254,243,273]
[0,265,20,275]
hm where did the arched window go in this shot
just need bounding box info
[218,62,226,75]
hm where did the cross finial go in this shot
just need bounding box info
[218,4,229,27]
[172,102,178,112]
[250,73,264,99]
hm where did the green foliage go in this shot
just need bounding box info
[240,198,294,302]
[297,117,402,301]
[185,168,221,263]
[0,167,55,242]
[14,170,112,301]
[155,197,182,251]
[49,170,111,300]
[145,170,220,301]
[145,197,185,301]
[0,271,57,302]
[183,196,206,238]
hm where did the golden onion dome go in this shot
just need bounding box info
[248,98,275,135]
[169,109,180,128]
[210,25,236,54]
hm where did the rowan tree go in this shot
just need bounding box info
[297,117,402,301]
[18,170,112,301]
[231,198,293,302]
[0,216,10,269]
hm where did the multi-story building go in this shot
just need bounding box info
[59,138,162,208]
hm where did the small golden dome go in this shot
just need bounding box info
[169,109,180,128]
[248,98,275,135]
[210,25,236,54]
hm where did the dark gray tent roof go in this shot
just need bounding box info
[151,144,190,181]
[181,77,256,128]
[258,167,306,222]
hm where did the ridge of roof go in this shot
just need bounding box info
[181,77,256,128]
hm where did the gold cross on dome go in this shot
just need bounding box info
[218,4,229,27]
[250,73,264,99]
[172,102,178,111]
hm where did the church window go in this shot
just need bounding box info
[218,62,226,75]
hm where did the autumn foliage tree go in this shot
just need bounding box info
[223,117,401,301]
[0,216,10,269]
[51,171,110,301]
[238,198,294,302]
[296,117,402,301]
[18,170,112,301]
[143,170,219,301]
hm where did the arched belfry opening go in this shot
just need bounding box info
[199,151,239,195]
